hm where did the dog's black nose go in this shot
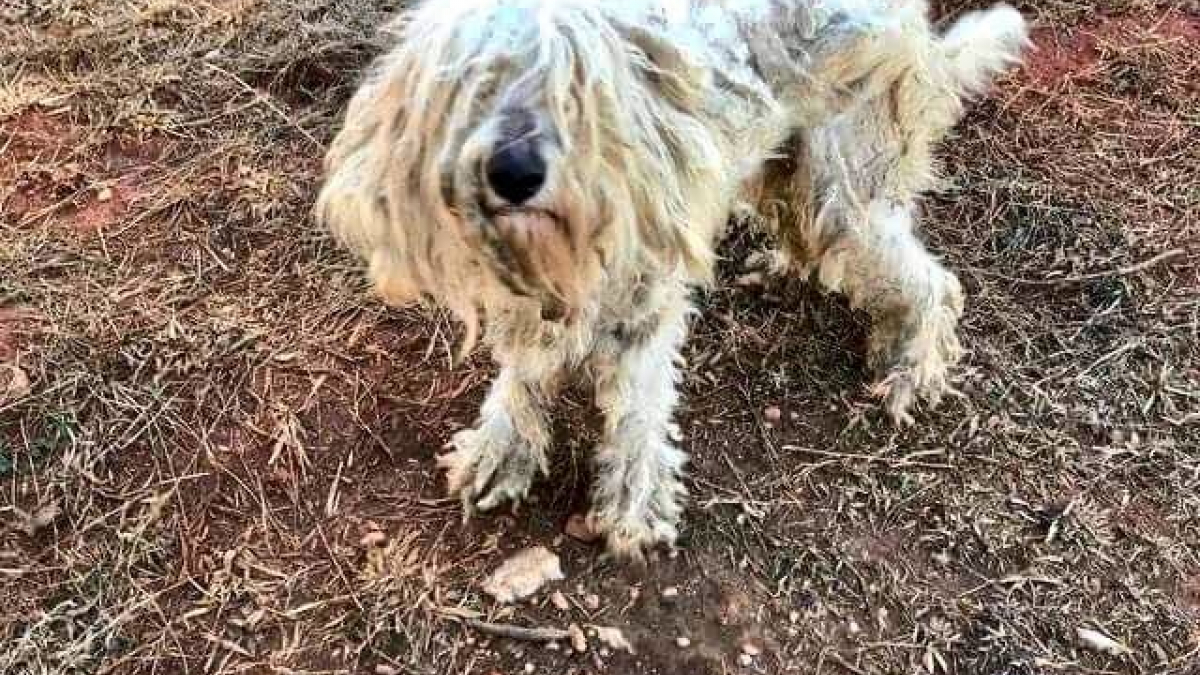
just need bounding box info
[486,137,546,205]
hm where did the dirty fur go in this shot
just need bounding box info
[317,0,1029,559]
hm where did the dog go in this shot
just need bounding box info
[317,0,1029,559]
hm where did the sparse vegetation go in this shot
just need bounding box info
[2,1,1197,674]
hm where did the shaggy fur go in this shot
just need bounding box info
[317,0,1029,559]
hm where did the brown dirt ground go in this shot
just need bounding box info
[2,1,1198,674]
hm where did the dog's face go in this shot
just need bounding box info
[450,85,598,314]
[319,0,733,330]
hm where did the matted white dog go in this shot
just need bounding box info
[318,0,1028,559]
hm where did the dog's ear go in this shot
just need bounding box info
[621,24,709,108]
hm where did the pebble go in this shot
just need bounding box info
[661,586,679,599]
[742,643,761,657]
[676,636,691,648]
[763,406,782,422]
[735,272,765,287]
[584,594,601,610]
[524,664,535,674]
[568,623,587,653]
[359,530,387,548]
[738,654,754,667]
[550,590,570,611]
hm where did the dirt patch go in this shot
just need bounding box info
[1182,576,1200,617]
[0,307,42,362]
[1022,10,1200,87]
[2,109,162,232]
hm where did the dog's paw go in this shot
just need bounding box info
[586,441,687,562]
[869,276,965,425]
[870,368,923,427]
[438,428,540,515]
[869,321,963,426]
[586,509,680,563]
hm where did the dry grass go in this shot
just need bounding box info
[1,1,1198,674]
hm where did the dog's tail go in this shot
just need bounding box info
[939,4,1030,98]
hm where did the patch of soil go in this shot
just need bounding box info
[1022,10,1200,87]
[2,109,162,232]
[1182,575,1200,618]
[54,182,133,232]
[0,307,43,362]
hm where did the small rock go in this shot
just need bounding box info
[96,187,113,202]
[524,664,535,674]
[550,590,570,611]
[661,586,679,599]
[565,513,601,543]
[1076,627,1132,656]
[359,531,387,548]
[788,610,800,624]
[584,594,601,610]
[374,666,400,675]
[545,641,559,651]
[735,272,765,287]
[594,626,635,654]
[742,643,761,657]
[1,365,31,405]
[738,653,754,667]
[676,636,691,648]
[568,624,587,653]
[481,547,565,603]
[763,406,782,423]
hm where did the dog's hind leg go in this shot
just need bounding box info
[586,283,690,560]
[764,5,1026,424]
[764,128,964,425]
[438,344,563,515]
[807,194,965,426]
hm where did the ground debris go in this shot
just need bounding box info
[1077,627,1132,656]
[592,626,635,654]
[482,546,565,603]
[568,623,587,652]
[13,500,60,536]
[0,364,31,404]
[550,590,571,611]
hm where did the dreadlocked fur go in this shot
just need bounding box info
[317,0,1029,559]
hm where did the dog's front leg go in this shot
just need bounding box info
[438,347,561,516]
[587,297,690,561]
